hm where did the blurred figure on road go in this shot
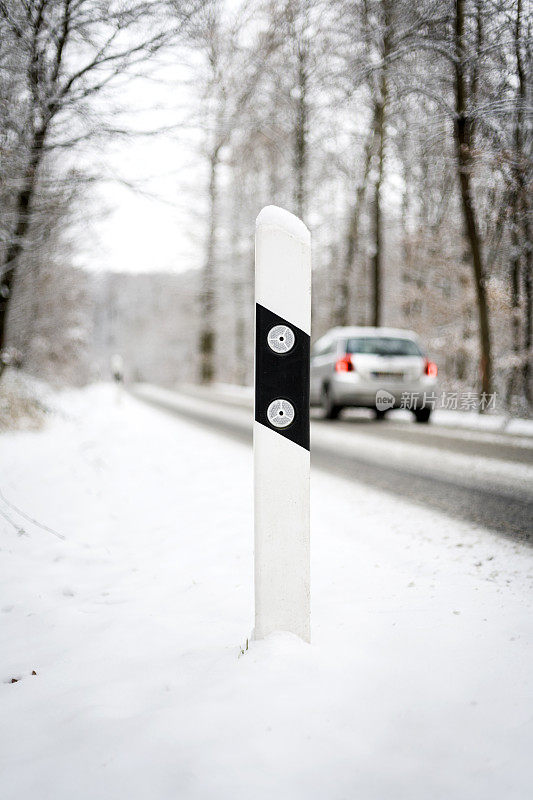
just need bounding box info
[111,354,124,403]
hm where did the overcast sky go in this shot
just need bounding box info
[75,57,204,276]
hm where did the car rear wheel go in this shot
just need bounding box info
[414,407,431,423]
[375,409,387,421]
[321,385,342,420]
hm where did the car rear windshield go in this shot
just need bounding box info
[346,337,422,356]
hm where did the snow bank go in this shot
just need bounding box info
[0,370,52,431]
[1,384,532,799]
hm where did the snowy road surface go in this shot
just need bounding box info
[133,384,533,542]
[1,385,532,800]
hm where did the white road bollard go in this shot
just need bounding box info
[254,206,311,643]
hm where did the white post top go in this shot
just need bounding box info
[256,205,311,245]
[255,206,311,335]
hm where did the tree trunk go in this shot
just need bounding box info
[293,40,308,221]
[506,0,530,407]
[230,183,247,385]
[524,224,532,406]
[508,214,522,404]
[334,128,374,327]
[513,0,532,407]
[198,150,219,384]
[453,0,492,398]
[371,75,386,328]
[0,125,46,367]
[368,0,391,330]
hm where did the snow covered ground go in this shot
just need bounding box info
[1,384,532,799]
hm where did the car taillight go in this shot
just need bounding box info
[335,354,354,372]
[425,359,438,378]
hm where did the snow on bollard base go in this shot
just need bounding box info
[254,206,311,643]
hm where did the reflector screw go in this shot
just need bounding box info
[267,399,295,428]
[267,325,295,354]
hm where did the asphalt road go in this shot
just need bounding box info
[132,385,533,544]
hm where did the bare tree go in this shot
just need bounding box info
[185,0,274,383]
[283,0,312,220]
[0,0,202,370]
[334,0,397,327]
[451,0,492,396]
[368,0,393,327]
[508,0,532,405]
[333,124,373,327]
[370,0,500,397]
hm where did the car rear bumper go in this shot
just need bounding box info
[331,374,438,408]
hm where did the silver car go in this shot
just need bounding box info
[310,327,438,422]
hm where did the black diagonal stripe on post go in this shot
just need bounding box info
[255,303,310,451]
